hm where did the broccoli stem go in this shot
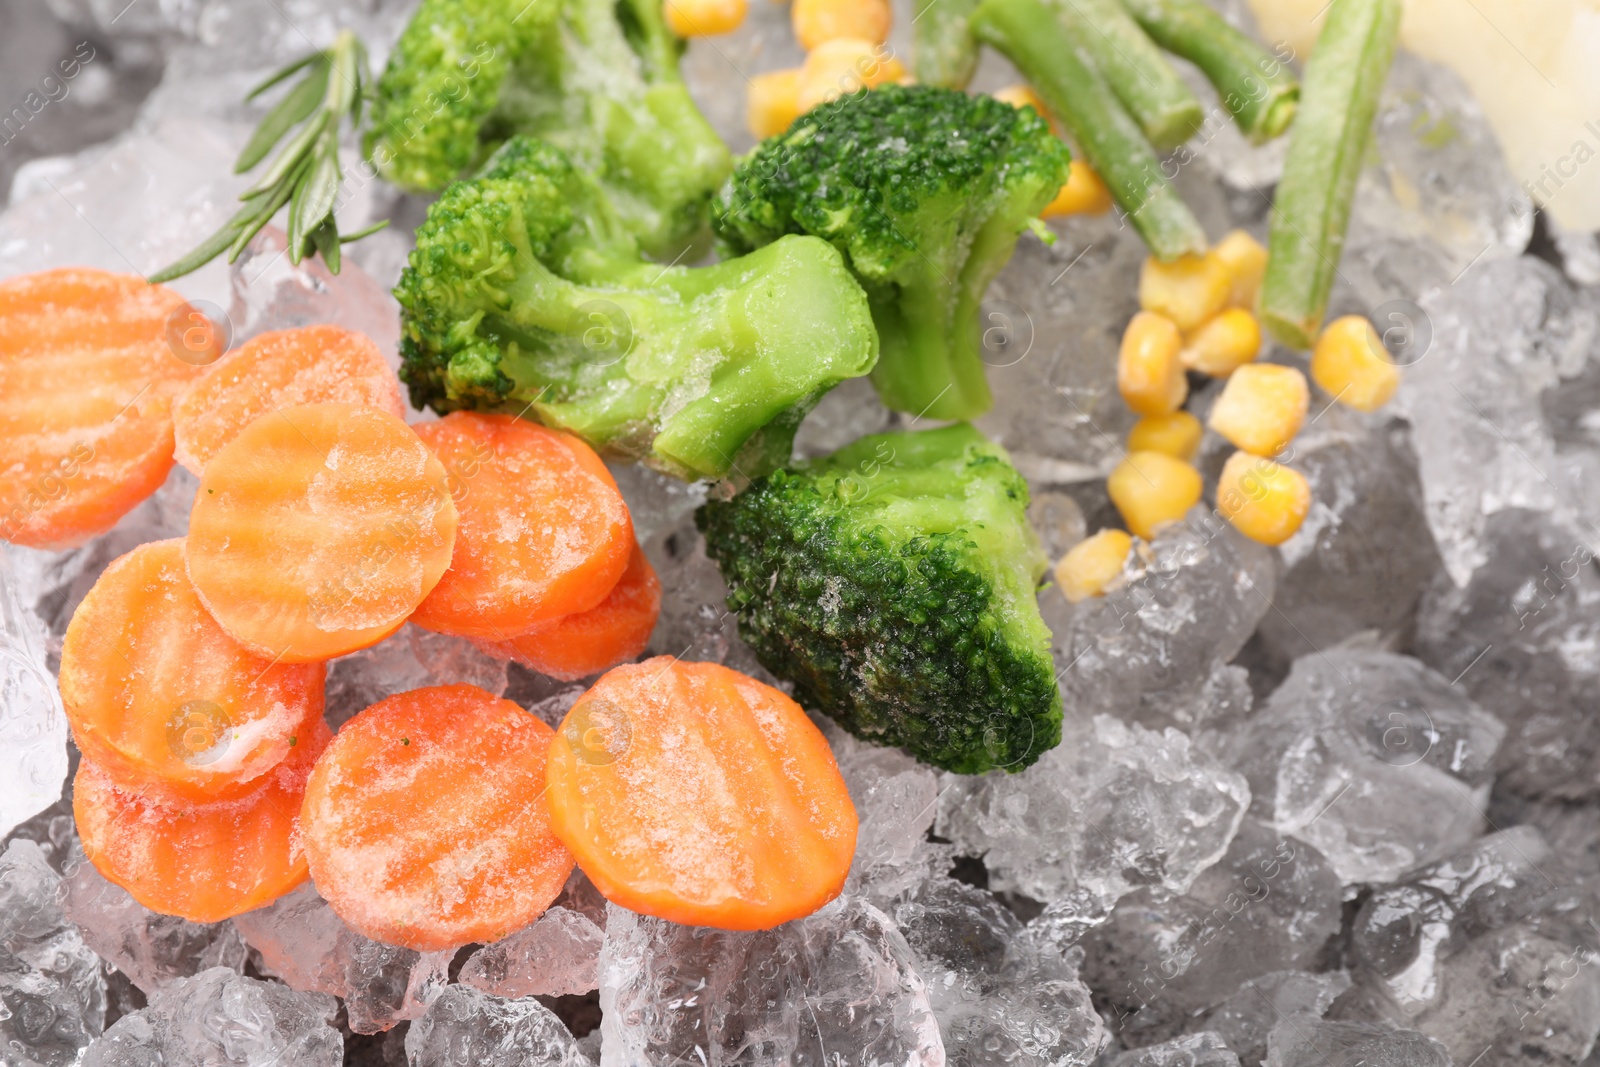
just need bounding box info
[912,0,982,89]
[869,282,993,422]
[1119,0,1300,143]
[1259,0,1400,348]
[1052,0,1204,151]
[973,0,1208,261]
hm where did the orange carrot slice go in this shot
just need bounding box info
[186,402,457,663]
[544,657,858,930]
[410,413,633,639]
[301,684,574,950]
[173,325,404,475]
[0,268,216,548]
[478,542,660,681]
[58,538,325,801]
[74,720,328,923]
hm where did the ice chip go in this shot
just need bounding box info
[405,985,591,1067]
[0,549,69,839]
[1201,970,1353,1067]
[1109,1032,1239,1067]
[459,907,606,999]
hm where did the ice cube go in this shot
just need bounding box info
[893,875,1108,1067]
[323,627,434,730]
[641,512,758,674]
[938,714,1250,912]
[823,723,943,903]
[792,378,897,462]
[1264,1017,1451,1067]
[598,897,943,1066]
[459,907,606,999]
[1081,820,1342,1045]
[1228,648,1505,886]
[1200,970,1352,1067]
[404,985,591,1067]
[62,856,247,994]
[81,966,341,1067]
[232,883,450,1035]
[0,840,106,1067]
[407,627,509,698]
[0,548,69,839]
[1108,1032,1239,1067]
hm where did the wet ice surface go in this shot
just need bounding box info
[405,985,592,1067]
[459,907,605,999]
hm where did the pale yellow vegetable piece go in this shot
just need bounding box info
[665,0,748,37]
[1127,411,1202,461]
[796,38,907,111]
[1217,450,1311,546]
[1139,251,1232,333]
[793,0,891,49]
[993,84,1050,117]
[1181,307,1262,377]
[1042,160,1113,218]
[1107,451,1202,539]
[748,68,803,138]
[1311,314,1401,412]
[1118,311,1187,416]
[1207,363,1308,457]
[1055,529,1134,603]
[1213,229,1268,310]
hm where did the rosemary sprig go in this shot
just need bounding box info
[149,30,386,284]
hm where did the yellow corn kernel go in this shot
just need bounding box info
[1055,529,1134,603]
[793,0,891,49]
[1207,363,1308,457]
[1213,229,1268,310]
[1127,411,1203,461]
[796,38,906,112]
[1118,311,1187,417]
[1139,251,1232,333]
[747,68,803,138]
[1107,451,1202,539]
[1311,315,1401,412]
[993,84,1050,117]
[1042,160,1113,218]
[665,0,748,36]
[1181,307,1262,377]
[1217,450,1311,546]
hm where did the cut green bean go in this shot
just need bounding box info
[1259,0,1400,348]
[1120,0,1300,142]
[912,0,982,89]
[1050,0,1204,150]
[973,0,1208,261]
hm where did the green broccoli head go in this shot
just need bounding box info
[366,0,731,256]
[713,84,1070,422]
[696,423,1063,773]
[395,136,878,483]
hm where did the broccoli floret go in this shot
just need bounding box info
[696,424,1063,773]
[366,0,731,256]
[713,85,1070,422]
[395,137,878,483]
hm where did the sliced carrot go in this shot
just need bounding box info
[477,542,661,681]
[58,538,325,801]
[301,684,574,950]
[173,325,404,475]
[410,413,633,640]
[0,268,215,548]
[73,720,328,923]
[544,657,857,930]
[185,402,457,663]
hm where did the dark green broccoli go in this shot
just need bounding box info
[697,424,1062,773]
[713,85,1070,422]
[365,0,731,257]
[394,136,877,483]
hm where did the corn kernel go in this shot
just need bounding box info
[1181,307,1261,377]
[1055,529,1133,603]
[993,84,1050,118]
[1311,315,1401,412]
[1207,363,1308,457]
[1042,160,1113,218]
[1107,451,1202,539]
[793,0,891,49]
[747,68,803,138]
[1118,311,1187,416]
[796,38,906,111]
[1217,450,1311,546]
[1127,411,1202,461]
[1213,229,1268,310]
[665,0,748,37]
[1139,251,1232,333]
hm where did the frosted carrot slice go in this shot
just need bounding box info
[173,325,404,475]
[410,413,633,639]
[59,538,326,800]
[544,657,858,930]
[301,684,574,950]
[478,542,661,681]
[186,402,457,663]
[0,268,215,548]
[74,721,328,923]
